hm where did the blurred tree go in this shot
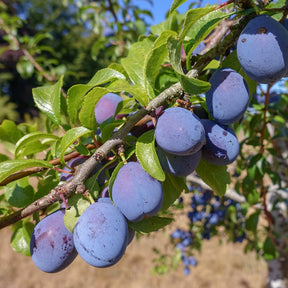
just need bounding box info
[0,0,152,119]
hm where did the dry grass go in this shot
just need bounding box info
[0,224,267,288]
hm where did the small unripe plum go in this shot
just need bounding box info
[201,119,239,166]
[155,107,205,156]
[30,209,77,273]
[112,162,163,222]
[237,14,288,84]
[73,201,128,268]
[94,93,123,124]
[205,68,250,125]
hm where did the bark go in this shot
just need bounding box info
[266,193,288,288]
[266,122,288,288]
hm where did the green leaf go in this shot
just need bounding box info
[75,141,91,156]
[167,36,211,94]
[185,7,235,67]
[59,127,92,165]
[180,6,216,41]
[151,13,179,35]
[107,79,147,106]
[121,36,156,104]
[64,194,91,233]
[0,153,10,162]
[84,173,101,200]
[145,30,177,98]
[87,68,126,86]
[245,212,259,232]
[101,120,124,143]
[32,75,64,125]
[0,120,24,147]
[36,170,59,200]
[67,84,94,125]
[121,36,155,84]
[169,0,189,15]
[246,188,260,205]
[161,173,188,211]
[0,159,53,185]
[196,159,230,196]
[263,236,279,261]
[15,132,59,159]
[79,87,109,129]
[16,142,50,159]
[4,177,35,208]
[128,216,173,233]
[10,221,34,256]
[178,72,211,95]
[16,59,34,79]
[136,130,165,182]
[109,162,124,200]
[108,63,129,79]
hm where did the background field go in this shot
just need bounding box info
[0,218,267,288]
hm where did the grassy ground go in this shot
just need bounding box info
[0,223,267,288]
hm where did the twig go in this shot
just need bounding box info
[186,174,247,203]
[0,143,97,186]
[107,0,119,23]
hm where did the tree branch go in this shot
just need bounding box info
[0,143,97,186]
[0,12,254,229]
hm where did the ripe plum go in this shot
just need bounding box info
[237,14,288,84]
[155,107,205,155]
[94,93,123,124]
[30,209,77,273]
[112,162,163,222]
[205,68,249,125]
[201,119,239,165]
[73,201,128,267]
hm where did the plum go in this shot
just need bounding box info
[112,162,163,222]
[155,107,205,155]
[30,209,77,273]
[237,14,288,84]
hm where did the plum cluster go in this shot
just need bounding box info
[155,107,241,173]
[74,161,164,268]
[30,160,163,272]
[170,189,246,275]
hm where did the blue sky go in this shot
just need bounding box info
[137,0,220,25]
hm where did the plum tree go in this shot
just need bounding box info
[237,14,288,84]
[73,200,128,268]
[200,119,239,166]
[94,93,123,124]
[205,68,250,125]
[1,0,288,285]
[30,209,78,273]
[155,107,205,155]
[112,162,163,222]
